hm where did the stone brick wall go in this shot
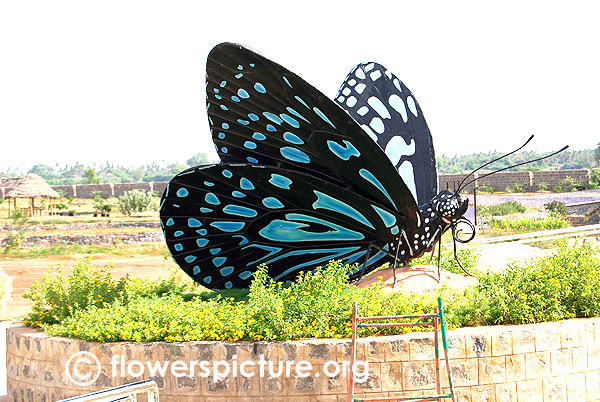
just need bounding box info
[52,182,169,198]
[439,169,590,193]
[7,317,600,401]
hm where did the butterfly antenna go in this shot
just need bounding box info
[456,135,534,193]
[459,145,569,191]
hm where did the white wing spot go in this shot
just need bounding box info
[393,79,402,92]
[385,136,415,166]
[346,96,357,107]
[355,83,366,94]
[385,70,392,80]
[342,87,351,96]
[369,117,385,134]
[370,70,382,81]
[388,94,408,123]
[398,160,418,202]
[337,96,345,103]
[407,96,419,117]
[357,106,369,116]
[365,63,374,72]
[347,79,356,86]
[367,97,391,119]
[355,69,366,79]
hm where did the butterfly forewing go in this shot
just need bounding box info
[335,62,438,205]
[160,164,399,289]
[206,43,418,216]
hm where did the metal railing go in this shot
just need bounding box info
[57,380,159,402]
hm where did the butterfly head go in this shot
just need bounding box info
[432,190,468,224]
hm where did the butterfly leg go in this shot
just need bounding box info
[437,231,443,282]
[392,236,402,287]
[356,243,373,281]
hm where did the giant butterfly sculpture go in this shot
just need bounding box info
[160,43,567,290]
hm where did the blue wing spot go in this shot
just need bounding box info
[174,243,183,251]
[391,226,399,235]
[196,238,208,247]
[269,174,292,189]
[204,181,215,187]
[249,63,255,67]
[244,141,257,150]
[233,235,249,245]
[212,257,227,267]
[224,281,233,289]
[174,230,184,237]
[313,107,337,129]
[359,169,398,210]
[184,255,197,263]
[239,271,252,280]
[247,157,258,163]
[263,112,283,125]
[231,96,240,102]
[223,204,257,217]
[235,73,243,79]
[240,177,255,190]
[259,213,365,242]
[222,123,230,129]
[238,89,249,98]
[254,83,266,93]
[200,207,213,213]
[220,105,228,111]
[280,114,300,128]
[286,107,310,123]
[213,88,219,93]
[283,76,293,88]
[312,191,375,229]
[193,266,201,275]
[263,197,284,209]
[232,191,246,198]
[295,96,310,109]
[252,132,266,141]
[248,113,259,121]
[237,65,243,70]
[237,119,250,125]
[214,94,222,100]
[172,204,180,208]
[283,132,304,145]
[210,221,245,232]
[372,205,397,227]
[327,140,361,160]
[196,229,207,235]
[220,81,227,87]
[218,133,225,139]
[221,147,228,154]
[205,193,220,205]
[280,147,310,164]
[220,266,234,276]
[188,218,202,227]
[203,276,212,284]
[266,124,277,132]
[166,218,174,226]
[222,169,233,178]
[210,248,221,255]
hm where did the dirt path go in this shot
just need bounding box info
[0,254,178,319]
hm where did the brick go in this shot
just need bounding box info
[542,377,567,402]
[495,382,517,402]
[381,337,410,362]
[534,325,561,351]
[446,333,467,359]
[586,370,600,398]
[588,345,600,370]
[561,323,580,349]
[354,362,381,393]
[479,357,506,385]
[550,349,573,376]
[379,362,403,392]
[571,346,588,372]
[525,351,551,380]
[402,361,436,391]
[512,329,535,354]
[447,359,478,387]
[505,355,526,382]
[566,373,586,401]
[491,331,512,357]
[579,322,595,346]
[408,334,435,361]
[470,384,495,402]
[465,333,491,358]
[516,379,543,402]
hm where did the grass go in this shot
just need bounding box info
[0,243,169,259]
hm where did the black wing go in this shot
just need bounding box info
[206,43,418,218]
[335,62,438,205]
[160,164,402,289]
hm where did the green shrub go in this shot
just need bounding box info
[0,268,13,310]
[478,185,495,194]
[477,201,526,217]
[487,215,568,231]
[118,189,155,216]
[23,258,186,327]
[536,182,548,192]
[451,241,600,326]
[590,169,600,189]
[544,200,568,218]
[561,176,584,192]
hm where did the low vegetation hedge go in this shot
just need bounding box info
[24,242,600,343]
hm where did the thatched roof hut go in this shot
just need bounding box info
[3,173,59,217]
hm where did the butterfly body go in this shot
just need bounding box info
[160,43,469,289]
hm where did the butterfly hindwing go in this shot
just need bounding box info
[206,43,419,218]
[335,63,438,205]
[160,163,400,289]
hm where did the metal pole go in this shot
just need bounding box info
[347,302,358,402]
[473,187,477,227]
[433,307,441,402]
[438,297,457,402]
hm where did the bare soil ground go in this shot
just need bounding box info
[0,254,177,319]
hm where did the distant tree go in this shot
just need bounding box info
[186,153,210,167]
[595,142,600,165]
[28,164,59,182]
[83,168,101,184]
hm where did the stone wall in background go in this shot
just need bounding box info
[7,317,600,401]
[48,170,591,199]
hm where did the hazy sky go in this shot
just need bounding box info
[1,1,598,173]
